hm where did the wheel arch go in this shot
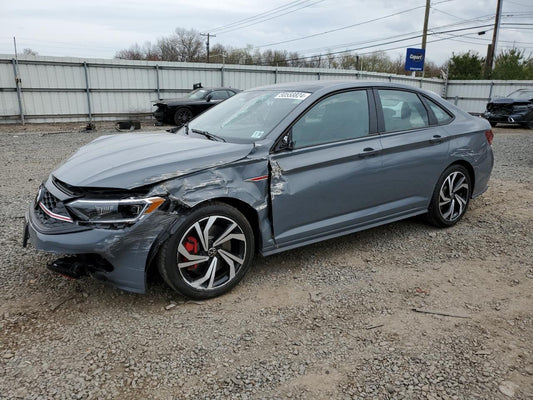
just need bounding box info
[446,160,475,197]
[194,197,263,254]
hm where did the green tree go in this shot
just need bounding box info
[447,51,484,80]
[491,48,533,80]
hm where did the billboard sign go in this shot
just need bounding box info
[405,48,425,71]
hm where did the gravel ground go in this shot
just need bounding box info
[0,122,532,399]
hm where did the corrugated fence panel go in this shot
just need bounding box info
[91,91,154,114]
[2,54,533,122]
[20,62,85,89]
[447,80,533,113]
[223,69,273,89]
[0,61,15,87]
[0,91,19,116]
[23,91,88,116]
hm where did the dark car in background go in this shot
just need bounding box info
[154,86,240,126]
[25,81,494,300]
[483,89,533,128]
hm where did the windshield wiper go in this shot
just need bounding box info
[191,128,226,142]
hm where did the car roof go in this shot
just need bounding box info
[246,80,423,93]
[196,87,240,91]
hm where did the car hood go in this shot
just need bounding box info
[489,97,532,105]
[156,97,203,107]
[53,133,254,189]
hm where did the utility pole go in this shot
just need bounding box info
[201,33,216,63]
[485,0,503,78]
[421,0,431,51]
[420,0,431,77]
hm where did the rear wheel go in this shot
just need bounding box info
[158,203,254,299]
[427,165,471,227]
[173,107,193,126]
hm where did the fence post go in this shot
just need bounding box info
[221,65,225,87]
[155,64,161,100]
[317,72,321,80]
[488,81,494,101]
[11,58,25,124]
[274,68,278,84]
[83,62,92,123]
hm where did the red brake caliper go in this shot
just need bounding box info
[184,236,200,271]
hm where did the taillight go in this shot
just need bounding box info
[485,129,494,145]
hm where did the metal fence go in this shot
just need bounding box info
[1,54,532,124]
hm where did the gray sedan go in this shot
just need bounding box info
[24,81,494,299]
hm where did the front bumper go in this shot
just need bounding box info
[484,110,532,124]
[25,196,178,294]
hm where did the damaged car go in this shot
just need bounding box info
[24,81,494,299]
[483,89,533,128]
[153,86,240,126]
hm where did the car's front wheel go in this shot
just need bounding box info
[427,165,471,227]
[173,107,193,126]
[157,203,255,299]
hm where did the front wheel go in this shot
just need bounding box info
[173,107,193,126]
[158,203,255,299]
[427,165,471,228]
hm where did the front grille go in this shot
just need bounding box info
[34,187,73,228]
[488,104,513,116]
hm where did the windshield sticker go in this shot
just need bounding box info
[275,92,311,100]
[251,131,265,139]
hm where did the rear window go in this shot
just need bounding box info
[378,90,429,132]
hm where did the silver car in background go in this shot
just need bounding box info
[24,81,494,299]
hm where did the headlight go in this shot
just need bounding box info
[66,197,165,224]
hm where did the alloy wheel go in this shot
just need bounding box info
[438,171,469,222]
[177,215,247,290]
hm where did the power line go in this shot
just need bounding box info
[254,0,456,49]
[282,23,494,63]
[206,0,325,35]
[286,15,497,56]
[206,0,312,32]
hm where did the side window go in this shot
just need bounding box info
[378,90,429,132]
[425,98,453,124]
[211,90,230,100]
[291,90,370,149]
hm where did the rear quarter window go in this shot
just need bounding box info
[425,98,453,124]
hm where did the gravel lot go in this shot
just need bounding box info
[0,122,532,399]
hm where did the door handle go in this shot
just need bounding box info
[359,147,380,158]
[429,135,443,144]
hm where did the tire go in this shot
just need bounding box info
[173,107,193,126]
[427,165,471,228]
[489,121,497,128]
[157,202,254,299]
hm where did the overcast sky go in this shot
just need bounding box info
[1,0,532,66]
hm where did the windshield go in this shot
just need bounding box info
[508,90,533,100]
[188,90,310,143]
[187,89,208,100]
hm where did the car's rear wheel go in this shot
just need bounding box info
[157,203,254,299]
[173,107,193,126]
[427,165,471,227]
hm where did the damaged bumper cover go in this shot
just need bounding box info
[25,195,179,294]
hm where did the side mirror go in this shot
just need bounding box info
[206,94,212,102]
[280,133,294,151]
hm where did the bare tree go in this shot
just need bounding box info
[115,44,143,60]
[22,48,38,56]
